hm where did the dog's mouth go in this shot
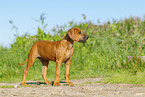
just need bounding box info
[79,35,89,43]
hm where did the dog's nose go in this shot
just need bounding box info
[86,35,89,39]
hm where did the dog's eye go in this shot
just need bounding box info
[78,32,81,34]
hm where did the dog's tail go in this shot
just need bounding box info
[18,57,28,65]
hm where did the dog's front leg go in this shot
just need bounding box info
[54,60,62,86]
[65,59,74,86]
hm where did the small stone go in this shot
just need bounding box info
[114,91,120,95]
[14,84,18,88]
[135,93,145,96]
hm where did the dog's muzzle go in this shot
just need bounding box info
[79,35,89,43]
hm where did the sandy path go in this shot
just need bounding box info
[0,78,145,97]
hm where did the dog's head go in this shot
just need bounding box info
[67,28,89,43]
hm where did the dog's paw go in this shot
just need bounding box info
[46,81,52,85]
[21,82,27,85]
[66,82,74,86]
[53,81,60,86]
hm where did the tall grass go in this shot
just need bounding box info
[0,14,145,84]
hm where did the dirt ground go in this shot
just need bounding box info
[0,78,145,97]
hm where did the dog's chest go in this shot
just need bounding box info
[63,49,72,61]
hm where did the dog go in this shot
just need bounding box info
[19,27,89,86]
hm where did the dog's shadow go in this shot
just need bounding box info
[20,81,67,86]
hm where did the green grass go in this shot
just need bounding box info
[102,70,145,84]
[0,15,145,84]
[0,85,14,88]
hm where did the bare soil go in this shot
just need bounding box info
[0,78,145,97]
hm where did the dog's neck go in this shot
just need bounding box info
[63,34,74,48]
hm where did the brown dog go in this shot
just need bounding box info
[19,27,89,86]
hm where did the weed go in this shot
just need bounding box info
[0,14,145,84]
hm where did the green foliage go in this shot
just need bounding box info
[0,14,145,84]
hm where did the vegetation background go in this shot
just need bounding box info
[0,14,145,84]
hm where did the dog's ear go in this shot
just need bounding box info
[67,28,75,41]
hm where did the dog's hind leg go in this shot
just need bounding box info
[21,49,38,85]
